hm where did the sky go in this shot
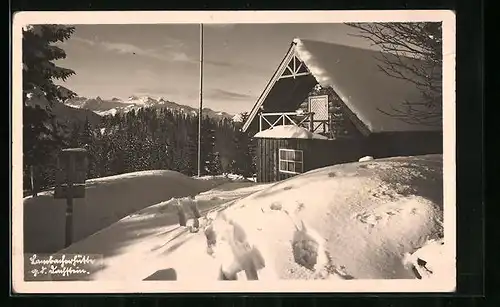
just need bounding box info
[55,23,375,115]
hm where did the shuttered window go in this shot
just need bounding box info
[278,149,303,174]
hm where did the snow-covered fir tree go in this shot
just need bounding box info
[230,112,255,177]
[22,25,77,194]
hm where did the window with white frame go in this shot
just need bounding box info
[278,149,304,174]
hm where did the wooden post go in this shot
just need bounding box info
[197,23,204,178]
[309,113,314,132]
[329,113,333,138]
[30,165,37,197]
[54,148,88,248]
[259,113,262,131]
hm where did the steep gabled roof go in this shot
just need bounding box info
[242,38,442,134]
[242,42,299,132]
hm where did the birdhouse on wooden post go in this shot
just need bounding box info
[54,148,88,248]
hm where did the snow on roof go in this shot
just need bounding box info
[293,38,441,133]
[253,125,328,139]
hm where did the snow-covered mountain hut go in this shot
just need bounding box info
[242,38,443,183]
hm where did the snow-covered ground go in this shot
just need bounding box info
[155,154,447,282]
[36,155,447,282]
[57,180,270,281]
[23,170,234,254]
[16,155,453,293]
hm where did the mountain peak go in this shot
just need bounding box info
[64,95,235,120]
[232,113,244,122]
[139,96,154,102]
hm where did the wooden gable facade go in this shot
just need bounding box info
[243,38,443,183]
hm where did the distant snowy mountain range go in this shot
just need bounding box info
[25,91,103,127]
[65,95,239,121]
[24,90,246,128]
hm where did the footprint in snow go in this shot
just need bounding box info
[269,202,282,211]
[285,212,328,273]
[354,212,389,227]
[296,202,305,212]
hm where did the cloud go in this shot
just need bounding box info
[134,68,159,80]
[70,37,97,46]
[205,89,256,101]
[205,59,233,67]
[171,52,192,62]
[134,86,179,96]
[99,41,195,64]
[69,36,243,69]
[162,37,186,49]
[70,36,195,64]
[101,42,146,54]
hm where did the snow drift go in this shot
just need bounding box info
[56,181,270,281]
[402,237,452,280]
[160,154,446,280]
[23,170,231,254]
[254,125,328,139]
[47,154,448,283]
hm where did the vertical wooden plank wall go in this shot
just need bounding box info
[256,137,371,183]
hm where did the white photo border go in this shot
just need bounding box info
[11,10,456,293]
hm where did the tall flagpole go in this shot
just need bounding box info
[197,24,204,177]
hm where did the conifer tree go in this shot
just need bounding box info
[184,115,199,176]
[22,25,77,194]
[69,121,82,147]
[231,112,255,177]
[80,117,93,147]
[200,116,219,175]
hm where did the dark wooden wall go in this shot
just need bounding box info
[366,131,443,158]
[255,131,443,183]
[255,138,365,183]
[256,138,306,183]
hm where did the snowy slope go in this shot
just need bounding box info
[38,154,450,286]
[56,181,271,281]
[163,154,446,281]
[23,170,233,254]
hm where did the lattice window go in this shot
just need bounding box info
[300,85,363,138]
[307,95,329,133]
[278,149,304,174]
[309,95,329,121]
